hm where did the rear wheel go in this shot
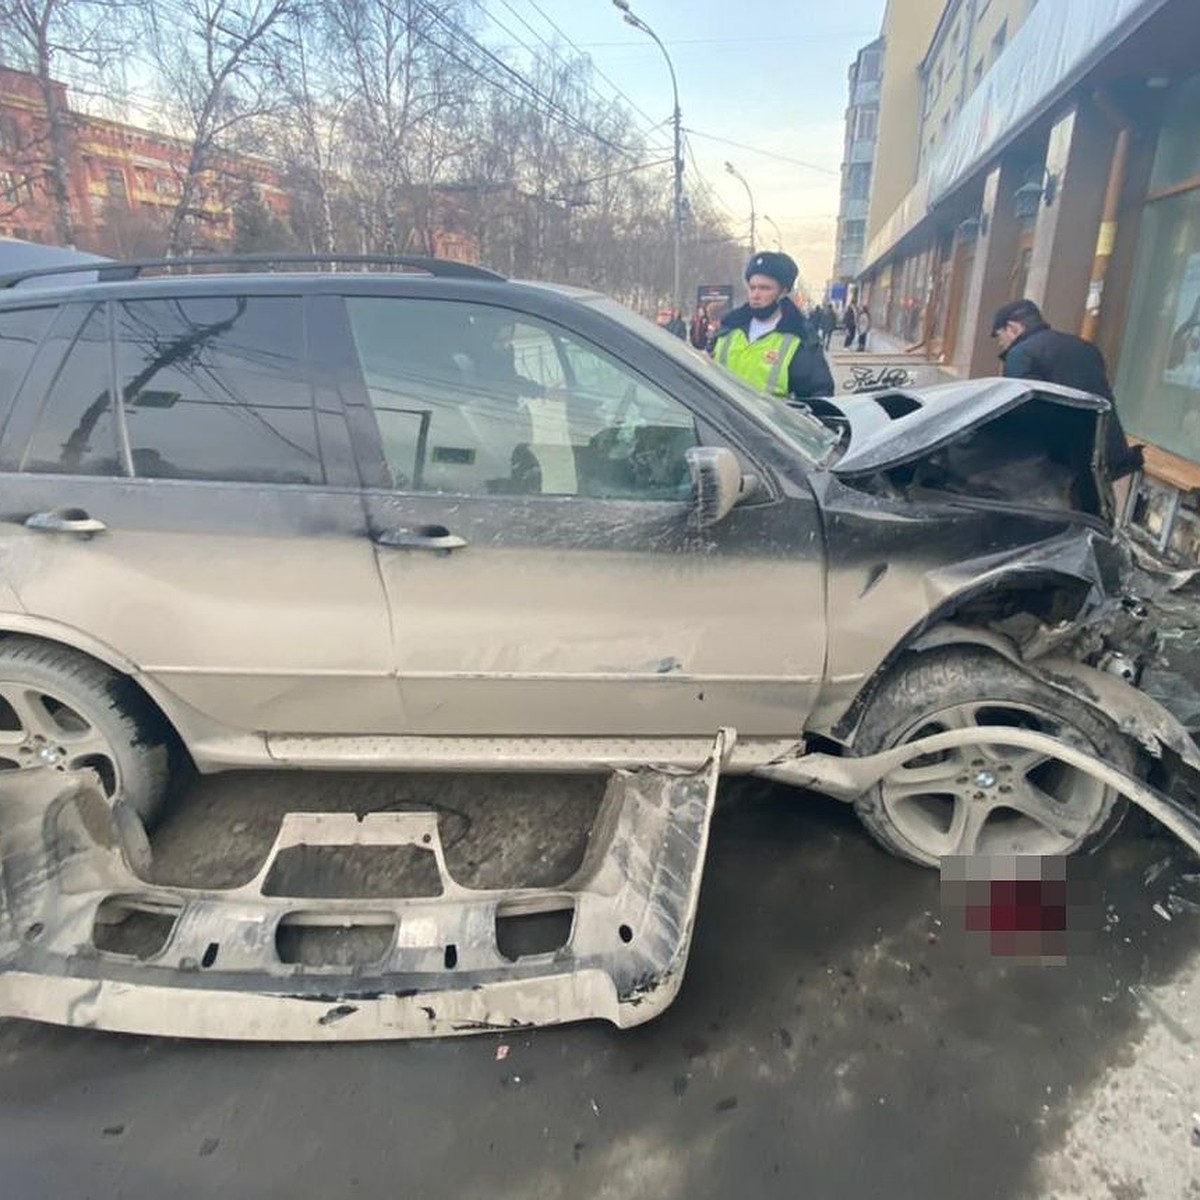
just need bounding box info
[0,637,169,823]
[852,649,1129,867]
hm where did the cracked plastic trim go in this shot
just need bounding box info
[0,730,729,1041]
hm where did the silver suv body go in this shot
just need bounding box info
[0,249,1146,864]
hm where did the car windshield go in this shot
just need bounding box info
[582,295,841,464]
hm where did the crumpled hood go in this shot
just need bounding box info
[827,377,1108,475]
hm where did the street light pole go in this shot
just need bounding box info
[724,161,756,256]
[762,214,783,251]
[612,0,682,317]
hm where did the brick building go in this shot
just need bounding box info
[0,65,289,253]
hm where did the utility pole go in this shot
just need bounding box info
[725,161,756,256]
[612,0,683,316]
[762,214,783,251]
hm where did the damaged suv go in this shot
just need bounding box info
[0,251,1190,873]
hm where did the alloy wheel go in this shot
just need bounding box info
[0,680,121,796]
[878,700,1113,858]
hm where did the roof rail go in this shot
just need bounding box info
[0,253,506,289]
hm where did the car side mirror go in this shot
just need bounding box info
[686,446,744,529]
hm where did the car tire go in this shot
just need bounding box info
[851,648,1130,867]
[0,637,169,824]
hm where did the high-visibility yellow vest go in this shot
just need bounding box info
[713,328,802,397]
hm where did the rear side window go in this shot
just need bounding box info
[23,305,123,476]
[0,306,53,436]
[115,296,321,484]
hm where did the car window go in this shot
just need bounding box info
[510,324,566,390]
[581,294,840,464]
[22,304,123,476]
[0,306,54,438]
[114,296,322,485]
[346,297,699,500]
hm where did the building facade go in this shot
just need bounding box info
[865,0,945,258]
[918,0,1036,173]
[855,0,1200,560]
[833,37,884,285]
[0,66,289,254]
[0,65,480,264]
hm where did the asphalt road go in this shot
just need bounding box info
[1,773,1198,1200]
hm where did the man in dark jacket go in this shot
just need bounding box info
[991,298,1142,479]
[821,301,837,349]
[711,251,834,400]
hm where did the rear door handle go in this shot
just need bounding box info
[375,524,468,552]
[25,508,108,536]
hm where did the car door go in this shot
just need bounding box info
[337,291,826,738]
[0,293,401,739]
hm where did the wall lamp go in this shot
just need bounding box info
[958,212,989,239]
[1014,169,1059,220]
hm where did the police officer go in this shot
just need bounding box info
[712,252,834,400]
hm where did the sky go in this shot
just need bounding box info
[492,0,888,293]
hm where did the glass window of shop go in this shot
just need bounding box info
[1115,76,1200,460]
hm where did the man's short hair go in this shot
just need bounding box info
[992,298,1045,335]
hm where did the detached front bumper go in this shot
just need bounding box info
[0,731,729,1041]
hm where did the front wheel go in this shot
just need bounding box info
[851,648,1130,867]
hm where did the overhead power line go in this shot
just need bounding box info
[683,128,840,176]
[517,0,664,134]
[405,0,650,162]
[471,0,666,149]
[571,32,878,49]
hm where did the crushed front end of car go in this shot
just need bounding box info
[770,378,1200,861]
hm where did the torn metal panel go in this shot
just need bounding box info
[767,654,1200,859]
[759,723,1200,861]
[0,731,728,1041]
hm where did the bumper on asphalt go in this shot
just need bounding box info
[0,731,729,1041]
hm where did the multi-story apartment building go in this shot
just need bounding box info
[918,0,1037,173]
[832,37,884,286]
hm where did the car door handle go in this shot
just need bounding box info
[25,508,108,536]
[375,525,468,552]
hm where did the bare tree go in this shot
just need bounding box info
[147,0,300,254]
[0,0,137,244]
[261,12,344,253]
[312,0,471,254]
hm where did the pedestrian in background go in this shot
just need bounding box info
[990,298,1142,479]
[821,301,837,350]
[711,251,833,400]
[856,304,872,352]
[665,309,687,339]
[842,303,858,349]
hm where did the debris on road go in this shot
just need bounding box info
[0,734,728,1041]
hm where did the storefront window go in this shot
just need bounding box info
[1149,76,1200,193]
[1115,186,1200,457]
